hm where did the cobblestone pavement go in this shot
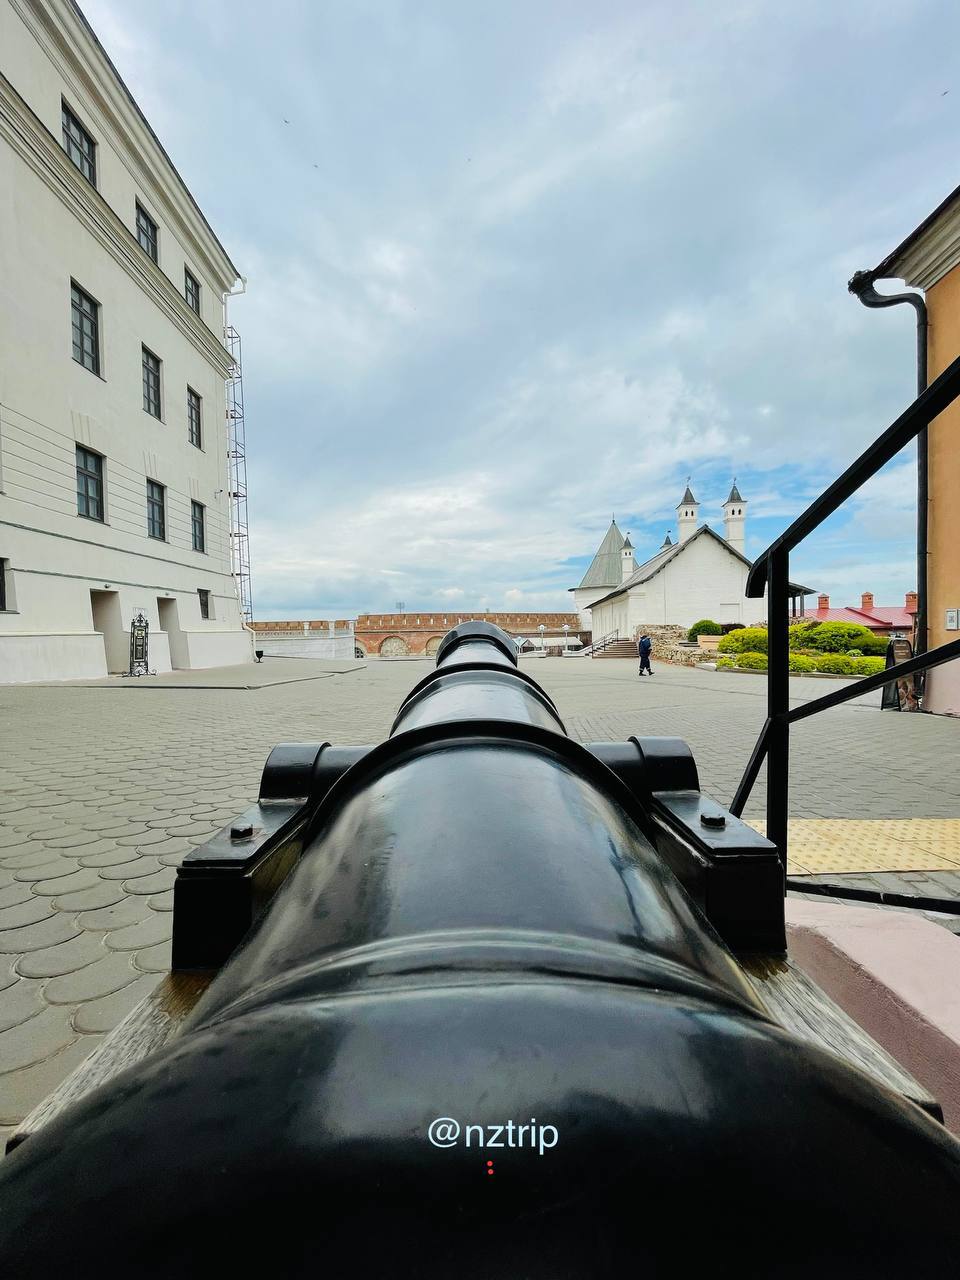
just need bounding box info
[1,654,958,1143]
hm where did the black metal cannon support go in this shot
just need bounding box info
[3,621,960,1277]
[171,622,784,968]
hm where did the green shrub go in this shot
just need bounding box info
[788,620,821,650]
[851,656,886,676]
[805,622,876,654]
[688,619,723,641]
[859,634,890,656]
[717,626,768,654]
[812,653,855,675]
[719,651,885,677]
[721,622,745,634]
[736,651,768,670]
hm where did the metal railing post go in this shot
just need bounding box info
[766,550,790,864]
[730,350,960,833]
[730,718,771,817]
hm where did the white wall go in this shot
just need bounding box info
[0,632,105,682]
[255,633,358,661]
[0,0,250,682]
[572,585,616,631]
[184,628,254,669]
[652,534,748,627]
[590,594,630,638]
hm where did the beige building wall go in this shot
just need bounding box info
[924,268,960,714]
[0,0,252,681]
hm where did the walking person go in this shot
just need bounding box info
[638,633,653,677]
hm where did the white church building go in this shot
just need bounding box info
[572,483,809,636]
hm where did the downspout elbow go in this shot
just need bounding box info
[848,268,928,662]
[848,270,928,366]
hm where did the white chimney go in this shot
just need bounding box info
[676,483,699,543]
[722,481,746,553]
[621,534,635,582]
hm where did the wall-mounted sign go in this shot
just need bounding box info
[946,609,959,632]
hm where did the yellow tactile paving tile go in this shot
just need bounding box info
[745,819,960,874]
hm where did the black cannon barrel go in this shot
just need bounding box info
[2,622,959,1277]
[187,620,762,1031]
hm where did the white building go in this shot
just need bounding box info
[574,483,808,636]
[0,0,253,682]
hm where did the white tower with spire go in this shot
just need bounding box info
[676,482,699,543]
[723,481,746,553]
[620,534,635,581]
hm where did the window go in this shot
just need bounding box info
[146,479,165,540]
[142,346,161,418]
[191,500,205,552]
[135,202,158,263]
[187,387,202,448]
[0,559,6,611]
[61,101,96,185]
[184,268,201,314]
[76,446,104,521]
[198,588,210,620]
[71,283,100,375]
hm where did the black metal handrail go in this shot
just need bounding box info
[731,348,960,862]
[583,628,620,657]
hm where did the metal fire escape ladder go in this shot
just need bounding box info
[224,325,253,622]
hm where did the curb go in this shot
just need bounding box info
[708,665,867,681]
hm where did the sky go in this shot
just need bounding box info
[82,0,960,619]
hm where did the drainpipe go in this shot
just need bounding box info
[847,270,928,661]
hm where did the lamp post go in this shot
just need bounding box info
[562,623,569,655]
[538,624,545,654]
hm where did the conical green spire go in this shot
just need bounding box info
[577,519,627,588]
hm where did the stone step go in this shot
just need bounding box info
[593,642,638,658]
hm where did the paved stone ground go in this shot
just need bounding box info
[1,653,958,1145]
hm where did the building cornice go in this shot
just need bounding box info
[14,0,239,290]
[873,187,960,291]
[0,72,234,378]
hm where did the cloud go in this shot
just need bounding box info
[77,0,957,618]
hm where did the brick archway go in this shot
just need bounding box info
[424,636,443,657]
[379,635,409,658]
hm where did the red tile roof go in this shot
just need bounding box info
[862,606,916,627]
[798,604,915,631]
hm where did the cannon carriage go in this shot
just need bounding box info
[2,621,959,1276]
